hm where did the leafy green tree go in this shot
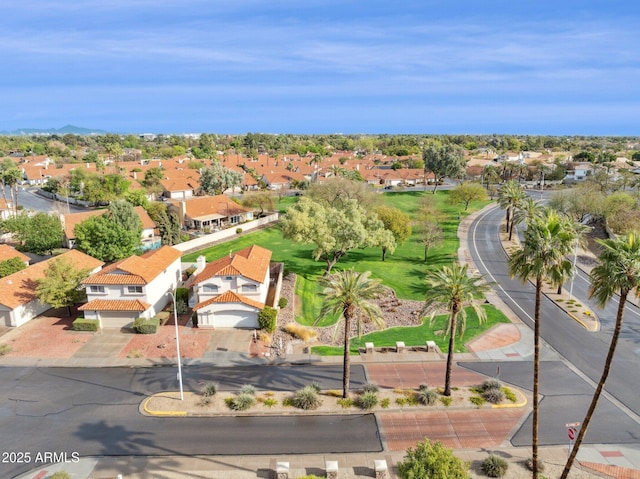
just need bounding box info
[548,186,605,223]
[561,232,640,478]
[35,257,92,316]
[373,206,411,261]
[422,143,466,194]
[448,182,489,211]
[509,209,577,478]
[0,256,27,278]
[146,202,181,245]
[124,189,150,208]
[415,220,444,263]
[75,204,142,262]
[2,212,63,254]
[317,270,385,398]
[241,191,275,217]
[307,177,380,210]
[142,166,165,190]
[198,161,243,195]
[281,197,394,274]
[423,263,489,396]
[397,439,468,479]
[497,180,525,240]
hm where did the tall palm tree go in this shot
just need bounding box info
[560,232,640,478]
[511,197,544,233]
[423,263,489,396]
[497,180,525,241]
[317,270,386,398]
[509,209,577,478]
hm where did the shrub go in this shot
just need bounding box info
[229,393,256,411]
[337,397,353,408]
[133,317,159,334]
[470,396,486,407]
[258,331,272,345]
[440,396,452,407]
[176,299,189,315]
[297,475,323,479]
[362,382,379,393]
[357,391,378,410]
[239,384,256,396]
[50,473,72,479]
[258,306,277,332]
[481,454,509,477]
[201,382,218,397]
[308,381,321,393]
[263,397,278,408]
[417,387,438,406]
[72,317,99,332]
[397,439,469,479]
[326,389,342,397]
[278,297,288,309]
[284,322,318,342]
[525,457,545,472]
[481,379,502,391]
[175,287,189,304]
[291,385,321,410]
[483,388,505,404]
[0,344,12,356]
[380,398,390,408]
[502,387,517,403]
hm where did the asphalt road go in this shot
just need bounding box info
[467,204,640,441]
[11,186,85,214]
[0,365,378,479]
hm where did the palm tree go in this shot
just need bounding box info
[511,197,544,233]
[317,270,386,398]
[497,180,525,241]
[423,263,489,396]
[560,232,640,478]
[509,209,577,478]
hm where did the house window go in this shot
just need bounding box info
[127,286,143,294]
[202,284,218,293]
[230,216,240,224]
[89,285,105,293]
[242,284,257,293]
[224,276,233,281]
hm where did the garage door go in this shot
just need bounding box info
[214,310,258,329]
[0,311,12,327]
[100,312,137,329]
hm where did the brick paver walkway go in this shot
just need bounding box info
[366,362,489,389]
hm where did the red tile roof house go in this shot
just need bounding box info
[190,245,272,328]
[60,206,159,250]
[79,246,182,329]
[0,250,103,327]
[0,245,30,266]
[167,195,254,232]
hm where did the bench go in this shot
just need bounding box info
[374,459,388,479]
[276,461,290,479]
[396,341,406,352]
[325,459,339,479]
[426,340,437,352]
[365,342,375,353]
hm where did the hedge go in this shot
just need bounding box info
[258,306,277,332]
[72,317,99,332]
[133,317,160,334]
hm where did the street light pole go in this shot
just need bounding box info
[167,290,184,400]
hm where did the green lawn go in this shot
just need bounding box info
[310,304,507,355]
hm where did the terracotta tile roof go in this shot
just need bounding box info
[193,244,272,284]
[83,246,182,285]
[192,290,264,311]
[0,245,29,264]
[169,195,251,220]
[79,299,151,312]
[0,250,103,310]
[61,206,156,239]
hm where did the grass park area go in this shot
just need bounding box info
[183,191,509,345]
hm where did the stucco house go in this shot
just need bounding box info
[0,250,103,327]
[190,245,272,328]
[61,206,159,250]
[0,245,30,266]
[79,246,182,329]
[167,195,254,231]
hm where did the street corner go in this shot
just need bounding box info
[492,385,528,409]
[141,391,190,417]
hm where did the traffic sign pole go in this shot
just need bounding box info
[566,422,580,456]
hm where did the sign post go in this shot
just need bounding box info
[566,422,580,455]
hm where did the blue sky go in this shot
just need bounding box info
[2,0,639,135]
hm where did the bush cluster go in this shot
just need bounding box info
[133,317,159,334]
[290,385,321,410]
[397,439,468,479]
[357,391,379,410]
[417,385,438,406]
[201,382,218,397]
[284,322,317,342]
[72,317,99,332]
[258,306,277,332]
[278,297,288,308]
[481,454,509,477]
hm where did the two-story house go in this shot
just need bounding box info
[79,246,182,329]
[191,245,272,328]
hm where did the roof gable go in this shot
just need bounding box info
[194,244,272,284]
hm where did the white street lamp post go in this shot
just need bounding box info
[167,290,184,400]
[569,238,579,300]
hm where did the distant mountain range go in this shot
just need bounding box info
[0,125,108,135]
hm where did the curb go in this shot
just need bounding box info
[142,392,189,416]
[492,387,528,409]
